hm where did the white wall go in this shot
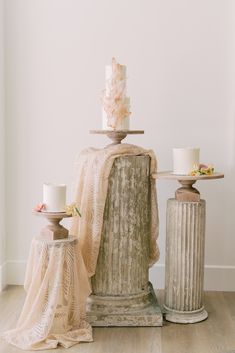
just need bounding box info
[0,0,6,290]
[4,0,235,290]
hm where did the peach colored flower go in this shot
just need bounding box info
[34,203,45,212]
[189,164,214,176]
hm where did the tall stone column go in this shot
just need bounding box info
[157,171,224,323]
[164,199,208,323]
[87,155,162,326]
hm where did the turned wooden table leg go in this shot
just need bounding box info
[34,212,72,240]
[41,216,69,240]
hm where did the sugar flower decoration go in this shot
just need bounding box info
[189,164,214,176]
[34,203,45,212]
[101,57,131,129]
[65,203,81,217]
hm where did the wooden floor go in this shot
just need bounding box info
[0,286,235,353]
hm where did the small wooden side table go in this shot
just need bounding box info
[156,171,224,323]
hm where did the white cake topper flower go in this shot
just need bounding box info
[65,203,81,217]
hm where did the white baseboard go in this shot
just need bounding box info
[3,261,235,292]
[203,265,235,291]
[0,262,7,291]
[150,263,235,292]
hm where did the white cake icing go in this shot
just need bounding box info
[102,105,130,130]
[173,148,200,175]
[101,58,131,130]
[43,183,66,212]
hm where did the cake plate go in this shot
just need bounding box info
[154,171,224,201]
[33,211,72,240]
[90,130,144,145]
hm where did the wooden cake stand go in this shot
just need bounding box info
[33,211,72,240]
[90,130,144,145]
[155,171,224,202]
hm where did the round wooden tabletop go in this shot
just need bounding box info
[90,130,144,135]
[154,171,224,181]
[90,129,144,145]
[33,211,72,219]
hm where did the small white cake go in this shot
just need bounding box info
[43,183,66,212]
[173,148,200,175]
[101,58,131,130]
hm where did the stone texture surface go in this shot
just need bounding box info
[164,198,208,323]
[87,155,162,326]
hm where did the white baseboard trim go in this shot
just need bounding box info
[4,261,235,292]
[150,263,235,292]
[203,265,235,291]
[0,262,7,291]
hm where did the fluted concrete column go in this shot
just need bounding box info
[164,198,208,323]
[157,171,224,323]
[87,155,162,326]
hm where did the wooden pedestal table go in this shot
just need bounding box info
[157,172,224,324]
[87,155,162,327]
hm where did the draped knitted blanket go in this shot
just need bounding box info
[1,143,160,351]
[70,143,160,277]
[1,238,92,350]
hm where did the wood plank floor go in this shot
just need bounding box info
[0,286,235,353]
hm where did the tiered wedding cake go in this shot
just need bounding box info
[101,58,131,130]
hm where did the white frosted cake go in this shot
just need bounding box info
[173,148,200,175]
[101,58,131,130]
[43,183,66,212]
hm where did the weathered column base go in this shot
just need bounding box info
[86,282,162,327]
[164,304,208,324]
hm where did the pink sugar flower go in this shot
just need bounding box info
[198,164,208,169]
[34,203,45,212]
